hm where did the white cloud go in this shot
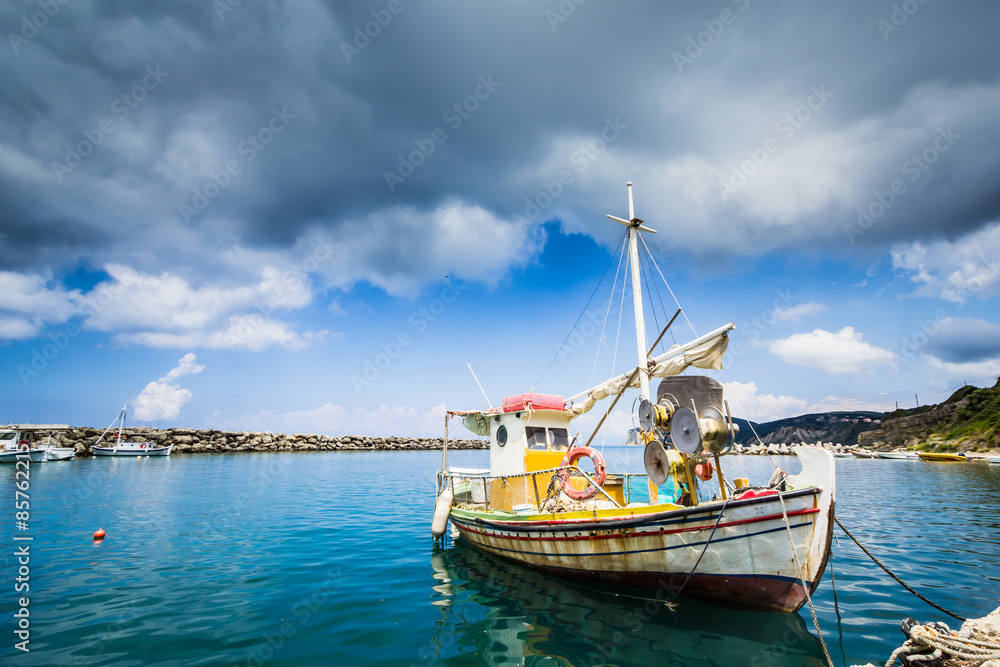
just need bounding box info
[891,222,1000,304]
[723,381,808,423]
[133,353,205,421]
[769,326,897,374]
[923,354,1000,381]
[773,302,827,322]
[300,199,544,296]
[0,272,80,339]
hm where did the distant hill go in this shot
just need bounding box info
[732,411,883,447]
[858,379,1000,452]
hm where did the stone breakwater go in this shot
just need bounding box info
[732,441,866,455]
[47,427,487,456]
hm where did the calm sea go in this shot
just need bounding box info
[2,449,998,666]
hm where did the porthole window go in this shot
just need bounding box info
[496,425,508,447]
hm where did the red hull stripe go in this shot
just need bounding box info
[461,520,816,560]
[454,507,818,543]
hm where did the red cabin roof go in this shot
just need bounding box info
[501,393,567,413]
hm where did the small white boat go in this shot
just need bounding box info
[0,424,71,463]
[832,452,853,459]
[877,451,918,460]
[852,451,876,459]
[92,405,172,457]
[989,456,1000,464]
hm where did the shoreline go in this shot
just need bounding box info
[42,427,487,456]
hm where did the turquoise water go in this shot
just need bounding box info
[1,449,998,666]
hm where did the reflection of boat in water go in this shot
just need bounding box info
[425,542,829,666]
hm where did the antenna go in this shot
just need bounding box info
[467,363,494,409]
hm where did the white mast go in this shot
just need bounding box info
[607,182,656,401]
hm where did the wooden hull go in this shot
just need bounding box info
[449,447,835,613]
[917,452,968,462]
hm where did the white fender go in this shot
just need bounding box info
[431,487,454,538]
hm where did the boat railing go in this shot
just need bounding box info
[437,467,662,514]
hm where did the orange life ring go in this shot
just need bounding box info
[695,451,714,482]
[558,446,607,500]
[140,444,146,449]
[17,440,29,451]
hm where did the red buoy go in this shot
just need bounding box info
[93,528,106,541]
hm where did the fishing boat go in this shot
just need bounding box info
[877,451,918,460]
[92,405,172,457]
[916,452,968,462]
[0,424,70,463]
[432,183,835,614]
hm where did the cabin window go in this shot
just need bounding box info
[0,433,15,440]
[549,428,569,450]
[496,425,508,447]
[526,426,547,450]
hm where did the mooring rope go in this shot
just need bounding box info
[776,489,835,667]
[834,517,966,622]
[883,624,1000,667]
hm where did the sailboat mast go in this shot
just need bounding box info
[625,183,650,401]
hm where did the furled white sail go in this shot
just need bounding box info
[565,323,734,416]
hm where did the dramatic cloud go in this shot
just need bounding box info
[0,272,80,339]
[892,223,1000,304]
[923,317,1000,364]
[769,326,897,374]
[133,353,205,421]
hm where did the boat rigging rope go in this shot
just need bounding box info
[834,517,966,622]
[776,489,835,667]
[531,229,628,392]
[883,624,1000,667]
[667,497,731,605]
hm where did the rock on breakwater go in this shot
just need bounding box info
[43,427,487,456]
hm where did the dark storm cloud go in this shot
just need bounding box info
[925,317,1000,364]
[2,0,1000,283]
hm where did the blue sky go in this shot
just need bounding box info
[2,2,1000,437]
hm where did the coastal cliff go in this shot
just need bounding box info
[46,427,487,457]
[858,379,1000,451]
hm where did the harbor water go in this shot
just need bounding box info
[2,449,999,666]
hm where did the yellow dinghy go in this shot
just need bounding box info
[916,452,968,462]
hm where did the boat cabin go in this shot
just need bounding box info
[463,393,576,477]
[0,424,69,449]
